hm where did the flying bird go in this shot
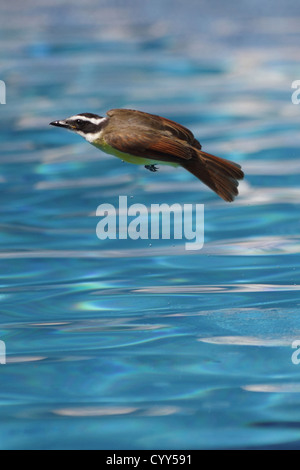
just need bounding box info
[50,108,244,201]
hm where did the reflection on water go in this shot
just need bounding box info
[1,0,300,450]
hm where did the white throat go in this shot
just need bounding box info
[77,129,104,143]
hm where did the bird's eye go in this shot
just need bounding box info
[76,119,82,125]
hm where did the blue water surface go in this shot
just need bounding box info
[1,0,300,450]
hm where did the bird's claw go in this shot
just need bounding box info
[145,164,158,172]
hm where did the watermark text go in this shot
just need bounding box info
[0,340,6,365]
[291,340,300,365]
[96,196,204,251]
[291,80,300,104]
[0,80,6,104]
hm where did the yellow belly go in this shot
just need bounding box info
[92,140,178,167]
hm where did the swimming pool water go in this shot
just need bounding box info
[1,0,300,450]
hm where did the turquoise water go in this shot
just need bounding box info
[1,0,300,450]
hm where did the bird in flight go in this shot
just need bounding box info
[50,108,244,202]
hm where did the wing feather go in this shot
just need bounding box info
[104,131,194,163]
[107,108,200,146]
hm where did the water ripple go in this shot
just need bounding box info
[0,235,299,259]
[198,336,291,347]
[243,384,300,394]
[53,405,180,417]
[134,284,300,294]
[2,0,300,451]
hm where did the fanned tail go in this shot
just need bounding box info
[181,150,244,202]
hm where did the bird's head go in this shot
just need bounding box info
[50,113,108,142]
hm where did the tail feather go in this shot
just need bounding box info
[181,150,244,202]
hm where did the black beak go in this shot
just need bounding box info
[49,120,71,129]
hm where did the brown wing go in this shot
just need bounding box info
[154,115,202,149]
[106,108,201,148]
[105,109,196,163]
[104,130,195,164]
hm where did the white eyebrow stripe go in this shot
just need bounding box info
[69,115,107,125]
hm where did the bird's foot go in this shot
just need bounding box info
[145,164,158,172]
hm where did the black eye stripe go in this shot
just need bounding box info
[73,119,95,127]
[65,115,107,134]
[72,119,89,128]
[70,120,101,133]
